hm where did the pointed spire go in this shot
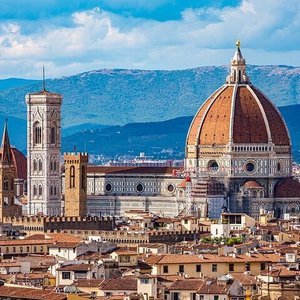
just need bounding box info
[226,40,250,84]
[1,120,12,165]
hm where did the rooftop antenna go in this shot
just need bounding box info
[42,66,46,91]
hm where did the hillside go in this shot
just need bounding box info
[62,104,300,162]
[1,65,300,127]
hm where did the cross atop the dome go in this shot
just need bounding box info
[226,40,250,84]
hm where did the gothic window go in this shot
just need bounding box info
[50,161,53,171]
[33,122,42,145]
[33,185,37,196]
[70,166,75,188]
[33,160,37,172]
[81,166,86,191]
[54,186,57,195]
[38,185,42,197]
[39,160,42,172]
[3,178,8,191]
[54,161,57,171]
[50,186,53,196]
[50,126,56,145]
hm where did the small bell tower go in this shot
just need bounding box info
[64,152,88,217]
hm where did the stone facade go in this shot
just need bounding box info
[61,166,193,217]
[64,152,88,217]
[26,90,62,216]
[184,42,300,219]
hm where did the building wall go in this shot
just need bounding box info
[64,153,88,217]
[26,92,62,216]
[153,261,265,277]
[0,242,50,256]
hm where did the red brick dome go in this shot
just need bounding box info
[186,44,290,148]
[274,178,300,198]
[11,148,27,179]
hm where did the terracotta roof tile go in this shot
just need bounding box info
[186,84,290,147]
[233,86,268,144]
[11,147,27,179]
[274,178,300,198]
[99,278,137,291]
[242,180,263,188]
[75,279,104,287]
[0,285,67,300]
[169,279,204,291]
[87,166,176,175]
[57,263,94,271]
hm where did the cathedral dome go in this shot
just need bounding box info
[274,178,300,198]
[11,148,27,179]
[186,42,290,149]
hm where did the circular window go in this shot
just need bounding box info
[167,184,175,193]
[246,162,255,172]
[105,183,112,192]
[244,161,256,174]
[136,183,144,193]
[208,160,219,172]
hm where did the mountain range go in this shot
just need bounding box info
[1,65,300,127]
[1,65,300,161]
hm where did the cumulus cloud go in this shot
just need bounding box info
[0,0,299,78]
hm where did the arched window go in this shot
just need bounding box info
[50,161,53,171]
[54,161,57,171]
[38,185,42,197]
[54,186,57,195]
[70,166,75,188]
[33,185,37,196]
[3,178,8,191]
[33,160,37,172]
[39,160,42,172]
[81,166,85,191]
[50,126,56,144]
[33,122,42,145]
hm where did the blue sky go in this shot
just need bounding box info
[0,0,299,78]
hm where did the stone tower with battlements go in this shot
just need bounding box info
[0,123,21,220]
[26,90,62,216]
[64,152,88,217]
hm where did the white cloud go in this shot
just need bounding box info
[0,0,300,78]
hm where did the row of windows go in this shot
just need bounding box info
[162,262,266,274]
[33,123,57,145]
[0,246,44,253]
[33,160,59,173]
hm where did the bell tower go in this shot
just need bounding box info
[0,122,21,220]
[64,152,88,217]
[26,89,62,216]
